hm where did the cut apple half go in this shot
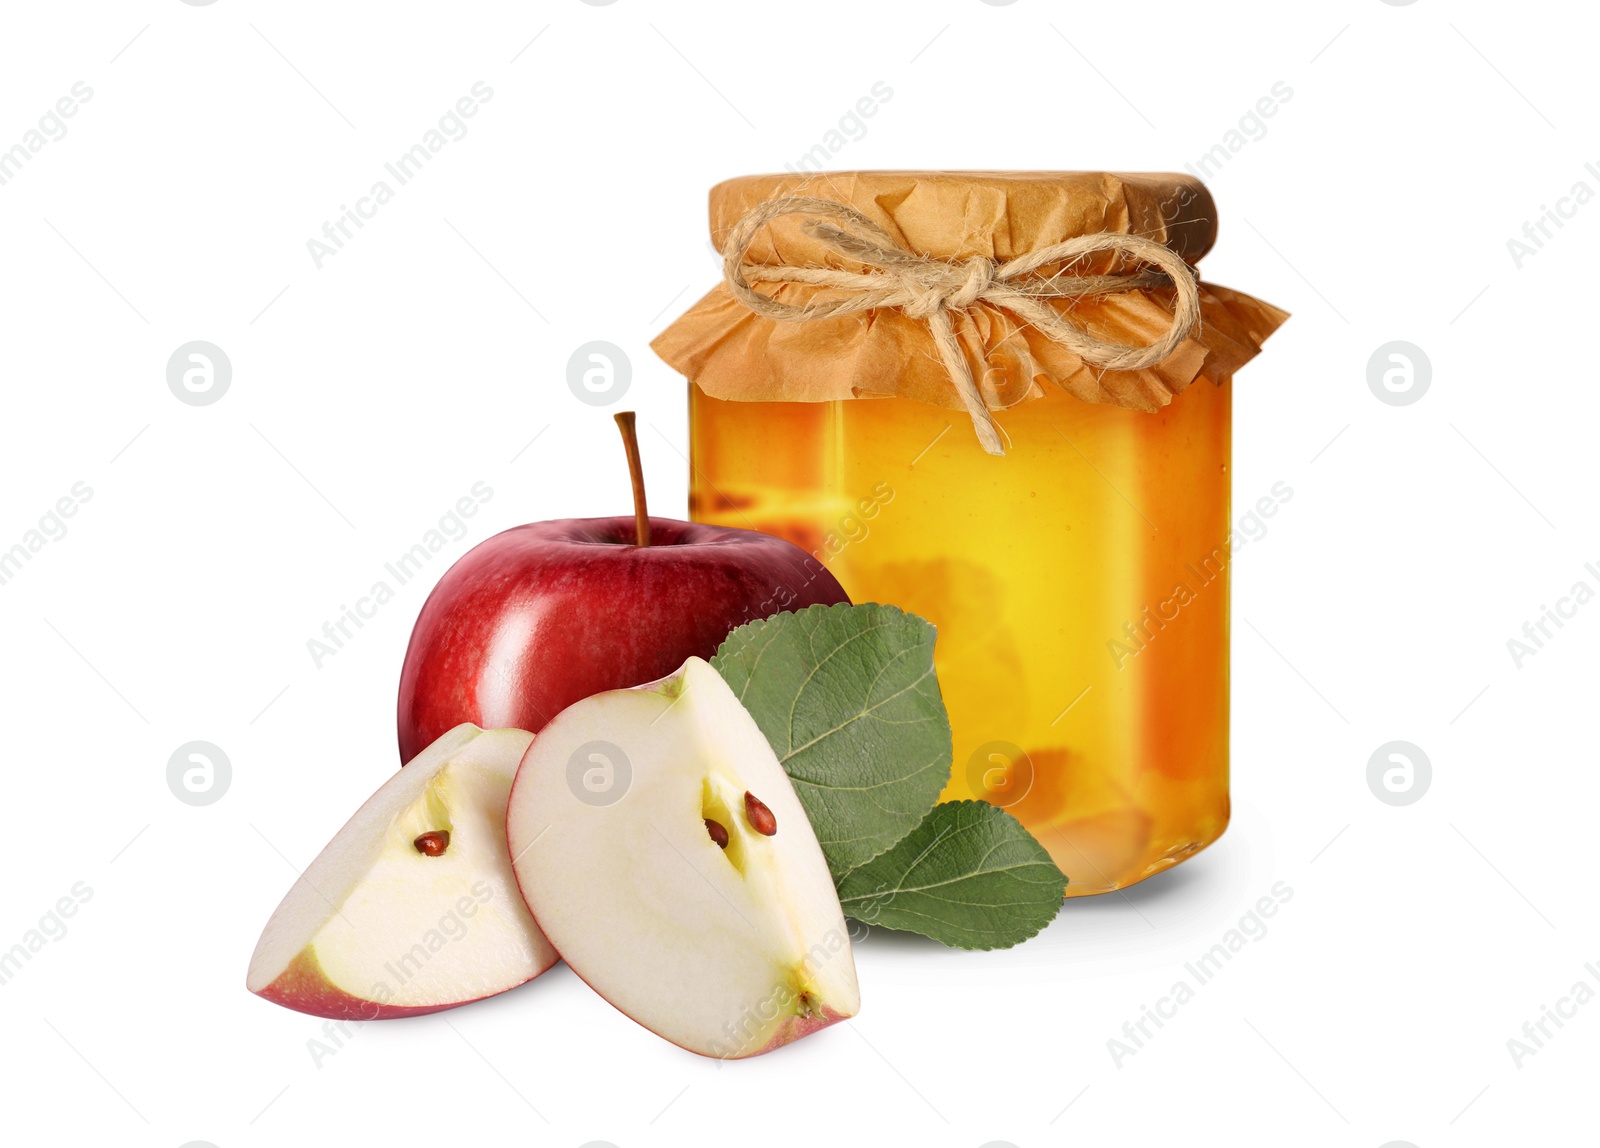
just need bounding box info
[507,657,860,1059]
[248,725,558,1019]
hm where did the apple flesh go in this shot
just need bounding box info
[506,657,860,1058]
[397,516,848,762]
[248,726,558,1019]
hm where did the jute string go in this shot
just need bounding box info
[721,196,1203,456]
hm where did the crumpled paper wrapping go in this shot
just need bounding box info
[651,171,1288,416]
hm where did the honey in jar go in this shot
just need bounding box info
[655,172,1286,895]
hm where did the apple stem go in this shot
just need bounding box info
[614,411,651,547]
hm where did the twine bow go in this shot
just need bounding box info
[721,196,1203,456]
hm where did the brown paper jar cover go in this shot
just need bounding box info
[651,170,1288,418]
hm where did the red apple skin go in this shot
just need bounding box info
[397,516,849,762]
[252,948,544,1021]
[754,1004,853,1056]
[544,947,853,1060]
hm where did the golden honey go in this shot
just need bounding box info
[689,379,1231,895]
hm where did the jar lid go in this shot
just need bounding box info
[708,170,1219,266]
[653,171,1287,452]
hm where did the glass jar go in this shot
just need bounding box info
[657,172,1284,895]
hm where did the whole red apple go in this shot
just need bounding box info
[396,414,848,761]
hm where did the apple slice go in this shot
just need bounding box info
[507,657,860,1058]
[248,725,558,1019]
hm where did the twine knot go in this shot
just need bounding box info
[900,255,991,318]
[720,196,1203,456]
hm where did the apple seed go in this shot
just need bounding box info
[413,831,451,856]
[743,791,777,836]
[704,818,730,849]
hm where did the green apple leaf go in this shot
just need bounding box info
[711,602,952,877]
[836,801,1067,950]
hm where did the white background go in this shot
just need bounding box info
[0,1,1593,1145]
